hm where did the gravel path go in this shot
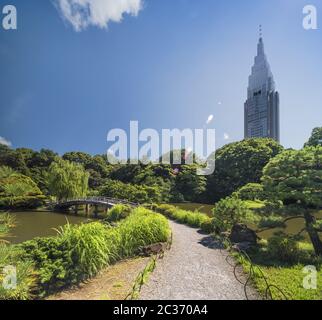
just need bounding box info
[140,221,258,300]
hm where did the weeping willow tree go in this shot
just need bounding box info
[48,159,89,201]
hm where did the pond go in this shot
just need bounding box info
[257,211,322,241]
[4,211,88,244]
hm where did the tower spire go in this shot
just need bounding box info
[259,24,262,39]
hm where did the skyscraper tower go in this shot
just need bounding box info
[244,28,280,142]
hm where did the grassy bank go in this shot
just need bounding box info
[234,242,322,300]
[1,207,170,299]
[152,204,214,233]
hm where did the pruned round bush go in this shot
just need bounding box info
[0,171,46,209]
[267,233,301,263]
[235,183,265,201]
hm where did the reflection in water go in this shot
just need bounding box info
[4,211,87,244]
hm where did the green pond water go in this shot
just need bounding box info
[4,211,87,244]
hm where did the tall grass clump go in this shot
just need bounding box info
[118,207,170,257]
[154,204,214,233]
[57,222,116,277]
[18,207,170,297]
[105,204,132,222]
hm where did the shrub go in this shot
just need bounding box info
[235,183,265,201]
[19,236,77,295]
[0,172,45,209]
[213,196,250,232]
[267,233,301,263]
[206,138,283,201]
[0,173,42,197]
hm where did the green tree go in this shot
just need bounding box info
[99,179,162,204]
[206,138,283,202]
[234,183,265,201]
[48,159,89,201]
[212,196,250,232]
[173,165,206,202]
[63,152,113,189]
[62,151,92,166]
[304,127,322,147]
[262,146,322,256]
[0,167,45,209]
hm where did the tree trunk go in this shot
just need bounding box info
[304,210,322,256]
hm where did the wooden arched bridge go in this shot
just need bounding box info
[52,197,138,218]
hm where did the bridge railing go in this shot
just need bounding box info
[52,197,138,208]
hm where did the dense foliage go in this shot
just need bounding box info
[0,167,45,209]
[99,179,162,204]
[262,146,322,255]
[0,145,208,204]
[212,196,250,232]
[206,138,283,202]
[0,146,57,194]
[18,207,170,296]
[262,147,322,208]
[304,127,322,147]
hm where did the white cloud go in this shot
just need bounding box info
[0,136,12,147]
[206,114,214,125]
[224,133,230,140]
[55,0,143,31]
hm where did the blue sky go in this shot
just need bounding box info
[0,0,321,155]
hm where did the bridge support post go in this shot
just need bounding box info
[74,205,78,215]
[94,205,99,219]
[85,204,91,216]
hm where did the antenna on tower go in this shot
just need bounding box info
[259,24,263,38]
